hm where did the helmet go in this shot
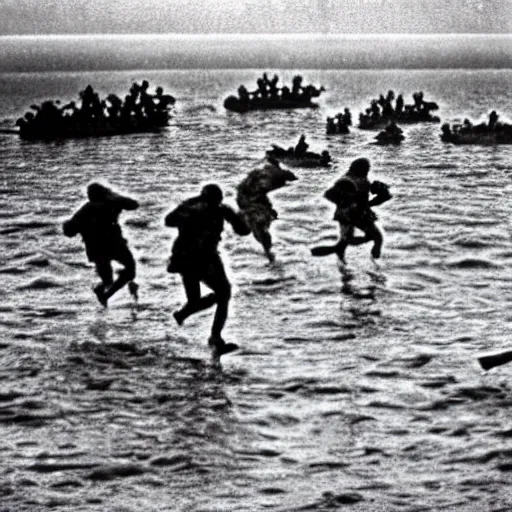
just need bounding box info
[347,158,370,177]
[201,184,223,205]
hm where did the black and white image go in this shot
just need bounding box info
[1,1,512,510]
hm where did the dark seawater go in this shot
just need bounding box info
[1,63,512,511]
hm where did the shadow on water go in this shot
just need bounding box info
[338,262,386,325]
[339,265,386,301]
[87,316,110,342]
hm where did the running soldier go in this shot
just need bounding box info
[63,182,139,306]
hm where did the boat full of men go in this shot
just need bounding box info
[441,110,512,145]
[15,80,175,141]
[326,90,440,143]
[357,90,440,129]
[223,73,325,113]
[266,134,332,167]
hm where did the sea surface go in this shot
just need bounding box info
[1,49,512,511]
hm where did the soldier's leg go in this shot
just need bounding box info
[93,259,113,306]
[361,221,384,259]
[253,224,274,262]
[202,257,232,344]
[103,246,136,302]
[335,223,355,263]
[174,273,217,326]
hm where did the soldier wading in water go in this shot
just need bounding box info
[311,157,392,262]
[165,184,250,358]
[63,182,139,306]
[237,157,297,263]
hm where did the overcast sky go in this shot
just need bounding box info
[0,0,510,35]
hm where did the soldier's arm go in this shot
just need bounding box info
[164,199,201,228]
[118,196,139,210]
[222,205,251,236]
[164,206,185,228]
[62,205,86,237]
[324,182,343,204]
[369,181,392,207]
[273,169,298,190]
[107,190,139,211]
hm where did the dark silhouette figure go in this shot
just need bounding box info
[413,91,424,111]
[375,121,404,144]
[238,85,250,101]
[269,74,279,96]
[292,75,303,97]
[488,110,499,130]
[370,100,380,119]
[294,134,309,157]
[154,87,175,110]
[280,86,291,100]
[327,110,352,134]
[237,158,297,263]
[395,94,404,114]
[311,158,392,262]
[165,184,250,358]
[63,183,139,307]
[342,108,352,126]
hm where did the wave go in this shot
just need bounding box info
[446,257,501,269]
[17,276,65,290]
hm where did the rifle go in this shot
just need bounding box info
[478,350,512,371]
[311,243,339,257]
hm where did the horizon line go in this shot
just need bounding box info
[4,67,512,74]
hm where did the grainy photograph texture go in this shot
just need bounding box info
[1,1,512,511]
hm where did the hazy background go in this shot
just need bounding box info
[0,0,510,35]
[1,0,509,72]
[0,34,510,72]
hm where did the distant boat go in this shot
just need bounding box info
[441,129,512,145]
[14,81,175,141]
[359,111,440,130]
[373,123,405,145]
[441,114,512,145]
[224,94,322,113]
[224,73,325,113]
[17,115,170,141]
[358,91,440,130]
[266,144,331,168]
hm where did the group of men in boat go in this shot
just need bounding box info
[235,73,325,107]
[358,90,439,128]
[266,135,332,166]
[375,121,405,144]
[63,157,390,358]
[441,110,512,143]
[326,108,352,134]
[15,81,175,139]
